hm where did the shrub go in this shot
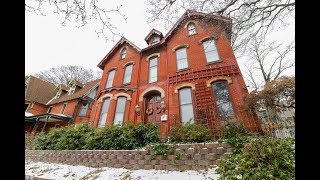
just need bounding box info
[25,132,38,150]
[151,143,174,156]
[169,122,212,143]
[219,120,249,139]
[216,136,295,179]
[35,127,64,150]
[55,123,95,150]
[35,123,94,150]
[35,122,161,150]
[134,122,161,146]
[84,122,161,150]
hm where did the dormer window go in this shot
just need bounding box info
[187,22,196,35]
[68,86,75,95]
[150,36,160,45]
[120,47,127,60]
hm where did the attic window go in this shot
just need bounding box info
[187,22,196,35]
[150,36,160,45]
[120,47,127,60]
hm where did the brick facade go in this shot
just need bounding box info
[90,10,261,135]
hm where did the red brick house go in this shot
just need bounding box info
[92,10,261,136]
[90,10,261,136]
[25,76,100,133]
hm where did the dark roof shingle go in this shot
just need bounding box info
[25,76,57,105]
[47,79,100,105]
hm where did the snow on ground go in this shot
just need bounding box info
[25,161,220,180]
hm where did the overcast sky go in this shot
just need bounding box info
[25,0,294,84]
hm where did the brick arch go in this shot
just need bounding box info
[107,67,117,72]
[113,92,132,101]
[174,83,196,93]
[183,20,197,28]
[172,44,189,52]
[123,61,136,67]
[206,76,232,87]
[98,93,113,102]
[139,86,165,102]
[146,53,160,61]
[198,35,218,44]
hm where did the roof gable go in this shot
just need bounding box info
[141,10,231,52]
[25,76,57,105]
[97,37,141,69]
[47,79,100,105]
[144,29,163,43]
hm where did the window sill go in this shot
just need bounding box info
[122,83,131,86]
[148,81,157,84]
[206,60,223,65]
[188,33,197,37]
[176,68,190,72]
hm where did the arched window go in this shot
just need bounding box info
[212,81,235,120]
[98,98,111,128]
[203,39,220,63]
[120,47,127,60]
[179,88,194,124]
[187,22,196,35]
[149,56,158,83]
[176,48,189,70]
[114,97,127,126]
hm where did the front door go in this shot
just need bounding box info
[145,95,161,124]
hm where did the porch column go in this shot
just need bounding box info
[41,116,50,132]
[31,118,39,133]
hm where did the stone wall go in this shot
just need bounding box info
[25,142,232,171]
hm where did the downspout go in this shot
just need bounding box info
[164,43,170,135]
[136,51,143,124]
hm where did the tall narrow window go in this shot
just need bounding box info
[176,48,188,70]
[114,97,127,125]
[120,48,127,60]
[179,88,194,124]
[123,64,133,84]
[98,98,111,128]
[60,103,67,114]
[149,56,158,83]
[106,70,115,88]
[79,103,89,116]
[212,81,235,120]
[187,22,196,35]
[203,39,220,63]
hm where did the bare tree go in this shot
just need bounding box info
[244,38,294,90]
[25,0,127,42]
[33,65,102,86]
[146,0,295,54]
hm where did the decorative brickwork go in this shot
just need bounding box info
[25,142,232,171]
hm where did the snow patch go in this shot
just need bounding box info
[25,112,34,117]
[25,161,220,180]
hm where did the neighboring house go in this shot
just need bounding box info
[25,76,100,133]
[90,10,261,136]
